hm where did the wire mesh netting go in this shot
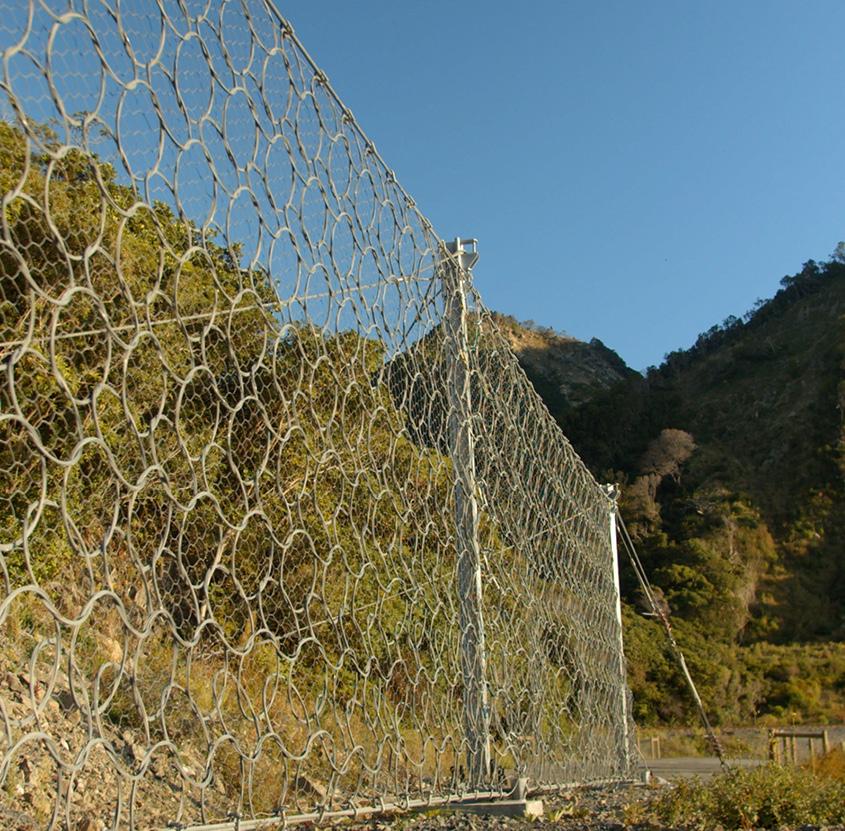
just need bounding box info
[0,1,632,828]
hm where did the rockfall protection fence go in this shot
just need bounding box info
[0,1,632,828]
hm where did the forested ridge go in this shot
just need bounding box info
[506,255,845,725]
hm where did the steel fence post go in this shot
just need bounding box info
[443,238,491,789]
[606,484,632,774]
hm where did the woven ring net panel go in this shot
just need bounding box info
[0,1,631,828]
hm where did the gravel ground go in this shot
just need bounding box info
[347,784,660,831]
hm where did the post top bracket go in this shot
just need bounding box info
[445,237,479,272]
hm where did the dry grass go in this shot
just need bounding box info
[808,745,845,782]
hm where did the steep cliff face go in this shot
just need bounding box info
[491,313,637,412]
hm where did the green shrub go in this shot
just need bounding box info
[640,764,845,829]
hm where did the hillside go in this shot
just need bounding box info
[492,313,636,410]
[506,254,845,725]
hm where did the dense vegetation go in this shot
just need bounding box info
[629,756,845,829]
[511,254,845,725]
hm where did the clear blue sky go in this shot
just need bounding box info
[281,0,845,370]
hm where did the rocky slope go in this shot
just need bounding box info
[490,314,636,412]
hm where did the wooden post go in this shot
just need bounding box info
[770,729,834,766]
[443,240,490,790]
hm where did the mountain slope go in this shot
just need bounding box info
[491,313,637,411]
[513,254,845,724]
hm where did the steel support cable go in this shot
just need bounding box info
[615,512,729,769]
[0,272,436,350]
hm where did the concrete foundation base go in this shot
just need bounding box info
[445,799,545,819]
